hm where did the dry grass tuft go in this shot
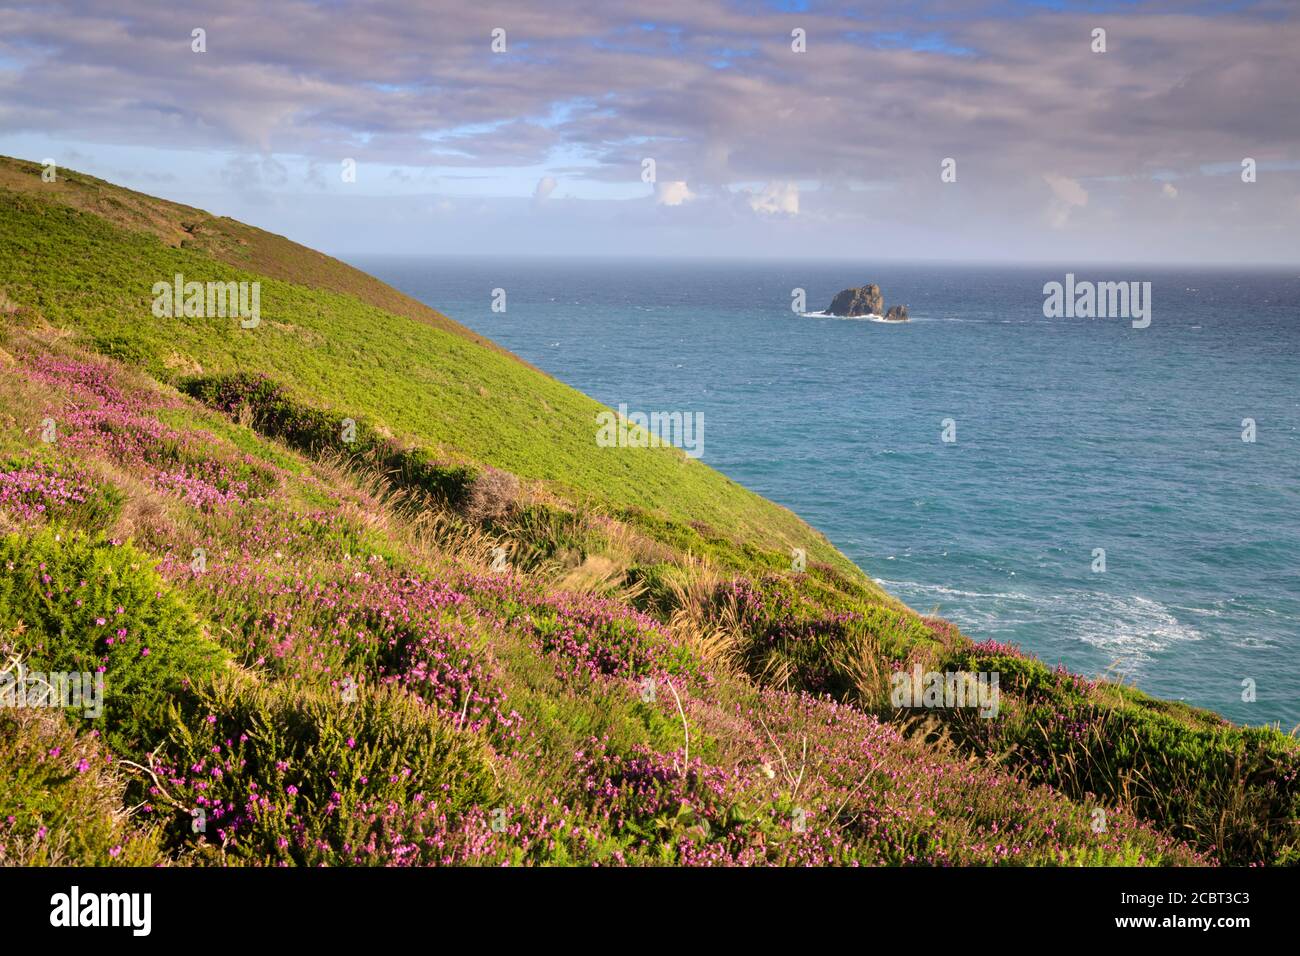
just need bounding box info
[661,557,746,677]
[314,447,507,575]
[462,466,520,523]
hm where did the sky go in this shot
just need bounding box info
[1,0,1297,263]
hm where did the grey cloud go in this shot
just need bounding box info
[2,0,1296,260]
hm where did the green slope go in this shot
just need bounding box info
[0,155,860,579]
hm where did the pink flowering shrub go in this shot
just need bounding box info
[164,554,519,739]
[0,458,122,530]
[930,644,1300,864]
[519,592,701,685]
[345,798,624,866]
[23,354,138,411]
[328,738,851,867]
[0,709,163,866]
[21,353,276,512]
[569,736,851,865]
[739,688,1210,866]
[332,694,1208,867]
[140,677,497,865]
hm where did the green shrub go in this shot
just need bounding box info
[934,644,1300,865]
[0,527,227,750]
[494,502,605,571]
[181,372,477,506]
[0,709,165,866]
[626,561,689,617]
[717,575,937,702]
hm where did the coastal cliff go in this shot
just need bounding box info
[0,155,1294,868]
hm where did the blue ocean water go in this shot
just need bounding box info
[352,256,1300,728]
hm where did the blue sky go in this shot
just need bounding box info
[0,0,1296,262]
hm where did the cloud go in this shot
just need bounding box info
[747,181,798,216]
[2,1,1296,260]
[218,153,289,203]
[1043,174,1088,229]
[533,175,558,202]
[655,180,695,206]
[1044,174,1088,208]
[1162,182,1179,199]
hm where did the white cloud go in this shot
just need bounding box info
[533,175,558,202]
[748,181,799,216]
[655,180,695,206]
[1043,174,1088,229]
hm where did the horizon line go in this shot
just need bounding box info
[336,251,1300,270]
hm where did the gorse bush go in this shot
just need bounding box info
[0,527,227,750]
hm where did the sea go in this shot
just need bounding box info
[351,256,1300,729]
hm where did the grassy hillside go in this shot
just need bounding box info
[1,156,1296,866]
[0,158,520,365]
[0,156,856,576]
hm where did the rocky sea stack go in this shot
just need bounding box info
[824,283,909,321]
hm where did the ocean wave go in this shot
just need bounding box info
[1072,594,1203,664]
[875,578,1203,673]
[802,311,910,323]
[874,578,1033,602]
